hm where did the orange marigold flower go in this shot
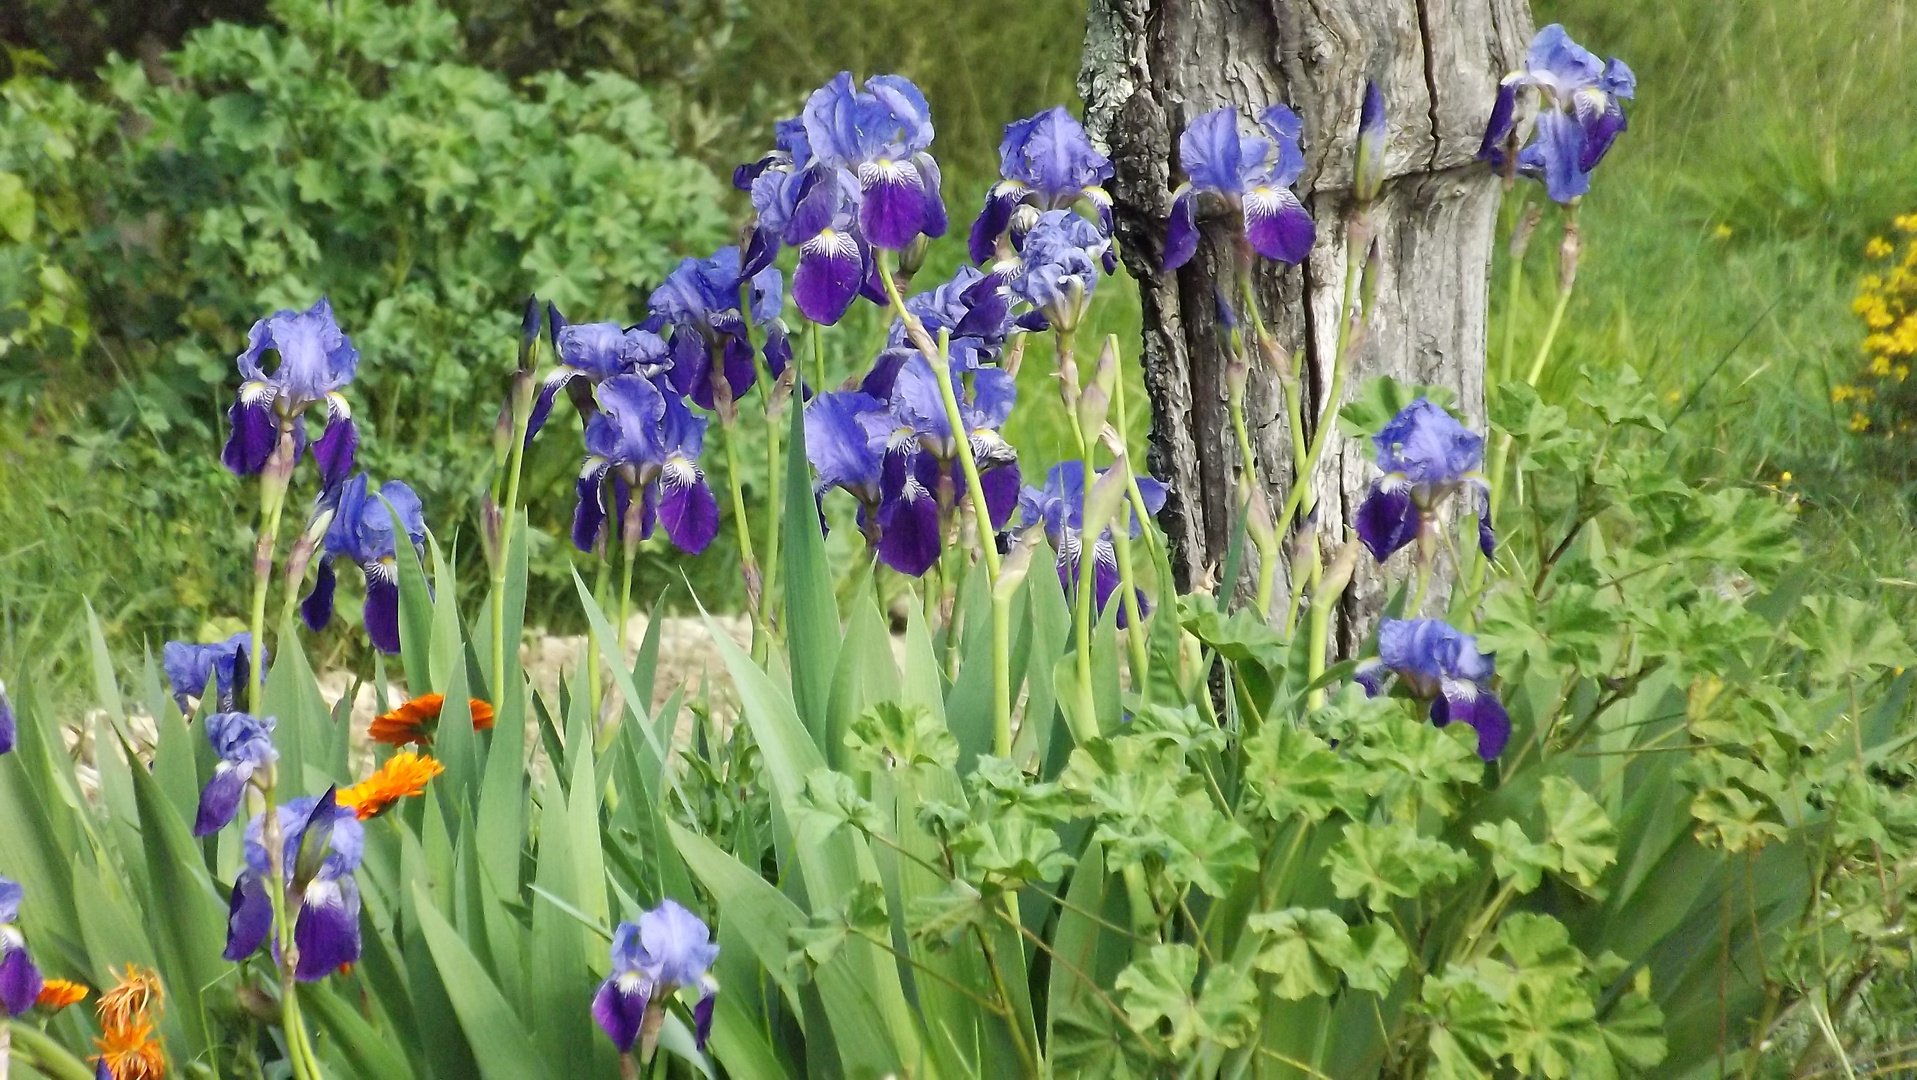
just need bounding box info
[36,977,87,1010]
[369,694,495,746]
[338,750,445,820]
[94,965,165,1080]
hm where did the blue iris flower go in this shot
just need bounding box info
[1017,463,1168,627]
[1356,618,1509,759]
[1478,24,1635,203]
[223,298,361,487]
[299,474,428,654]
[592,899,721,1055]
[805,390,887,530]
[525,305,671,444]
[858,349,1021,577]
[738,116,873,326]
[970,106,1114,265]
[0,877,42,1017]
[572,374,719,557]
[648,246,792,412]
[1354,398,1491,563]
[162,632,261,713]
[801,72,948,252]
[861,264,1016,399]
[225,790,364,981]
[1007,209,1111,333]
[193,711,279,836]
[1164,105,1316,271]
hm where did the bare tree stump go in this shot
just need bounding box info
[1081,0,1530,648]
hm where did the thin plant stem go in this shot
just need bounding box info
[588,552,610,719]
[1274,226,1368,551]
[738,282,783,647]
[875,254,1011,747]
[1113,527,1148,693]
[6,1022,94,1080]
[492,371,533,709]
[809,319,827,395]
[618,536,636,658]
[718,411,761,652]
[1072,415,1099,742]
[248,428,295,710]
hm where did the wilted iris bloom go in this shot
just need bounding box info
[649,246,792,412]
[194,711,278,836]
[805,390,887,536]
[525,306,671,444]
[223,298,360,487]
[572,374,719,556]
[1478,24,1635,203]
[1355,398,1492,563]
[738,117,872,325]
[859,350,1021,576]
[1356,618,1509,759]
[1165,105,1316,271]
[225,790,364,981]
[1018,462,1168,626]
[592,899,720,1057]
[0,877,43,1017]
[802,72,947,251]
[1008,210,1110,333]
[162,632,260,713]
[300,474,428,654]
[970,106,1114,265]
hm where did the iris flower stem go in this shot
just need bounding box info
[1275,222,1368,562]
[588,553,610,719]
[1069,414,1100,745]
[248,429,295,712]
[1112,527,1147,693]
[718,413,763,660]
[875,252,1013,750]
[491,374,533,711]
[809,319,827,398]
[618,537,636,659]
[737,281,783,651]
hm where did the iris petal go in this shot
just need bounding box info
[312,413,358,489]
[1356,482,1420,562]
[859,158,936,249]
[195,761,252,837]
[1244,186,1316,264]
[657,463,720,555]
[293,877,361,980]
[0,945,41,1017]
[224,871,274,962]
[363,570,402,655]
[301,556,338,633]
[1164,187,1199,271]
[592,977,649,1053]
[794,230,865,325]
[223,394,279,476]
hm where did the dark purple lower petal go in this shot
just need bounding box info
[1354,659,1389,697]
[978,462,1022,531]
[693,989,716,1048]
[527,369,577,446]
[363,571,402,655]
[0,947,41,1017]
[312,415,358,489]
[592,977,649,1053]
[859,160,936,250]
[224,871,274,962]
[1476,490,1496,558]
[1476,81,1519,163]
[658,466,720,555]
[741,225,779,280]
[1533,108,1592,205]
[0,688,14,756]
[1356,483,1419,562]
[968,185,1023,265]
[1433,683,1510,760]
[1089,539,1122,616]
[223,395,278,476]
[722,336,759,400]
[301,556,338,633]
[574,467,610,554]
[877,484,942,578]
[195,762,251,837]
[293,877,361,980]
[1243,186,1315,265]
[1163,187,1198,272]
[763,322,793,379]
[794,231,864,325]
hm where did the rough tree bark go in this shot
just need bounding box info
[1080,0,1530,649]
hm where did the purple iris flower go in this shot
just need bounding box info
[592,899,721,1055]
[805,390,887,531]
[970,106,1115,265]
[859,349,1021,576]
[738,117,873,326]
[1007,210,1111,333]
[1354,398,1491,563]
[1478,24,1635,204]
[573,374,719,557]
[225,790,364,981]
[1356,618,1509,759]
[0,877,42,1017]
[299,474,427,654]
[223,298,360,487]
[193,711,278,837]
[1164,105,1316,271]
[0,682,12,757]
[162,632,261,713]
[1018,463,1167,627]
[801,72,947,252]
[525,306,671,444]
[649,247,792,412]
[861,265,1016,399]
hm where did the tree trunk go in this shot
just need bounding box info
[1080,0,1530,647]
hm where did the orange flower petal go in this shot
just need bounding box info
[338,751,446,820]
[369,695,495,745]
[36,977,88,1010]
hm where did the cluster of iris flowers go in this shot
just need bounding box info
[15,20,1631,1073]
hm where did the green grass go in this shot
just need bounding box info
[1526,0,1917,610]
